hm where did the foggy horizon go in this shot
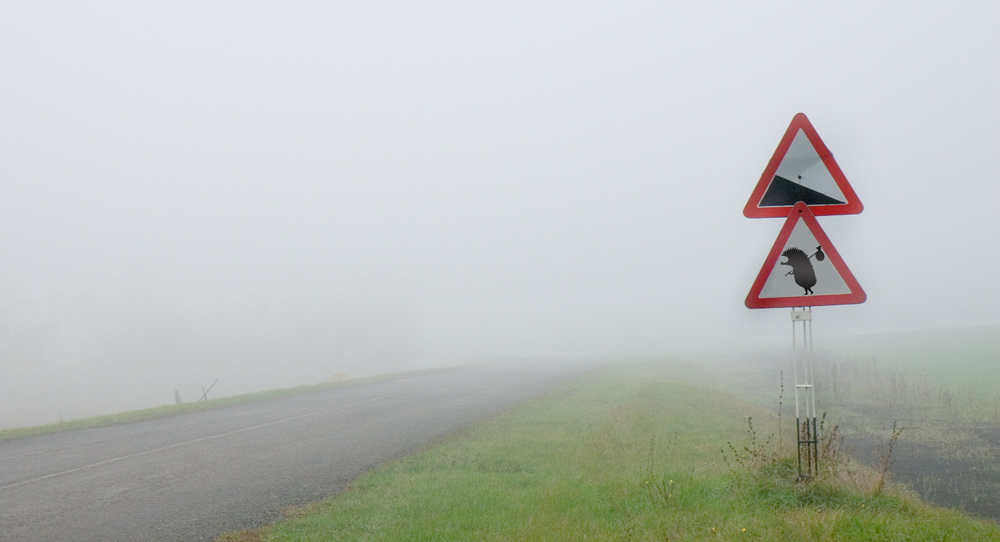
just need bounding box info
[2,2,998,428]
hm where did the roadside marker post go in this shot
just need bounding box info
[744,114,866,479]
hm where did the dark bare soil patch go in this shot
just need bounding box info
[846,421,1000,523]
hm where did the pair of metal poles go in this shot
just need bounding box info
[791,307,818,479]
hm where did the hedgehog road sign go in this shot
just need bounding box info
[745,202,866,308]
[744,113,863,218]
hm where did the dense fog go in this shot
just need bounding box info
[1,2,998,427]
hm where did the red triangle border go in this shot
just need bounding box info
[746,202,866,309]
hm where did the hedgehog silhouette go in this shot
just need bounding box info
[781,247,816,295]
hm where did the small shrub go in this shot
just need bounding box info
[721,416,782,474]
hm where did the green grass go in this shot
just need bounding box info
[0,368,449,442]
[219,358,1000,542]
[819,326,1000,421]
[676,326,1000,429]
[822,326,1000,386]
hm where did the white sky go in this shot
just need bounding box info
[1,2,998,425]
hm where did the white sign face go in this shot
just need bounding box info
[746,202,866,309]
[758,219,851,299]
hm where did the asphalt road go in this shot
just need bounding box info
[0,360,599,542]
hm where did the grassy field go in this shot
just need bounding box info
[676,326,1000,521]
[812,326,1000,521]
[219,357,1000,541]
[813,326,1000,421]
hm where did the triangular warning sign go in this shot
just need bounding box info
[746,202,866,308]
[744,113,863,218]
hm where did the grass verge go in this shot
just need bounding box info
[219,359,1000,541]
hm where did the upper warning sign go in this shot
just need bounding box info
[746,202,866,309]
[744,113,863,218]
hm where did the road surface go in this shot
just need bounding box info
[0,360,598,541]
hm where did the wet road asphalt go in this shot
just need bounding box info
[0,360,599,542]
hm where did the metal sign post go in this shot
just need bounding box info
[744,113,866,481]
[791,307,818,478]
